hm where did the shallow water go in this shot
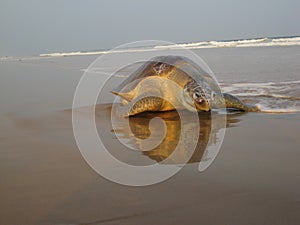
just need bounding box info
[198,46,300,113]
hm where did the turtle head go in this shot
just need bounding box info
[183,81,210,112]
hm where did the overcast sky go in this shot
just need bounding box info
[0,0,299,56]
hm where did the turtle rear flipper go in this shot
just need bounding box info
[223,93,260,112]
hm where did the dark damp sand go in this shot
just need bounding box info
[1,49,300,225]
[1,106,300,225]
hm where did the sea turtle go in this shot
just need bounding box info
[112,56,259,116]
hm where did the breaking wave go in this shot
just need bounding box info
[221,80,300,114]
[36,36,300,58]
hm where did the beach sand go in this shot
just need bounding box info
[1,47,300,225]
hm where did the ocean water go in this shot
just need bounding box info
[34,36,300,57]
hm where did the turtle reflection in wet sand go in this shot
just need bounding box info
[112,55,260,117]
[113,111,241,164]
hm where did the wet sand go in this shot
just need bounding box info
[1,105,300,225]
[1,49,300,225]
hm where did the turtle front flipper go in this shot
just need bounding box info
[223,93,260,112]
[117,94,164,117]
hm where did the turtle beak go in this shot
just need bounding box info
[195,98,210,111]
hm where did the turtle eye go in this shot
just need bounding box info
[211,92,216,99]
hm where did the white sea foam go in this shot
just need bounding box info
[39,47,160,57]
[258,105,300,113]
[272,37,300,42]
[221,80,300,89]
[35,36,300,58]
[221,79,300,114]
